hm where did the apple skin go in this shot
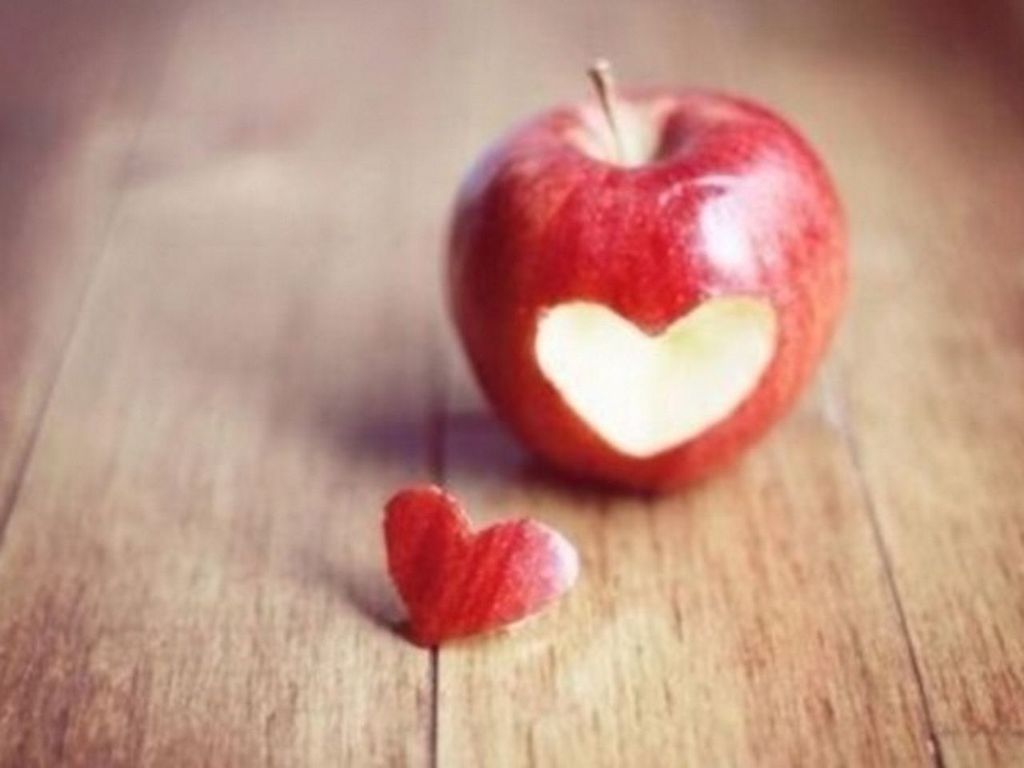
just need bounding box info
[448,90,847,492]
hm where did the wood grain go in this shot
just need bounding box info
[943,735,1024,768]
[438,391,931,766]
[0,2,179,532]
[0,1,450,763]
[0,0,1020,765]
[824,0,1024,740]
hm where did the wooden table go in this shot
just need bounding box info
[1,1,1022,765]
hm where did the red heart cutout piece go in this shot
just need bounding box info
[384,485,579,646]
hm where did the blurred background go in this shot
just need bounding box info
[0,1,1022,765]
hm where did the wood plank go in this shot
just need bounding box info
[827,2,1024,735]
[434,1,936,765]
[438,392,930,766]
[943,735,1024,768]
[0,0,459,763]
[0,2,179,530]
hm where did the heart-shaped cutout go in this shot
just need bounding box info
[384,486,579,646]
[535,296,777,458]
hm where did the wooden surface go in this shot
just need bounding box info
[0,0,1021,765]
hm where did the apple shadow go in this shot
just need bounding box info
[332,395,674,511]
[298,545,407,639]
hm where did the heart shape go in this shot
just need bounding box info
[534,296,777,458]
[384,485,579,646]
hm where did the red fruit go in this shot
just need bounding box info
[383,485,579,646]
[448,65,847,491]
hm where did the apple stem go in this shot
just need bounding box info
[588,59,628,164]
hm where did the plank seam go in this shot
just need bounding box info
[827,368,947,768]
[427,358,447,768]
[0,4,191,557]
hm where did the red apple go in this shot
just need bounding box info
[448,64,847,491]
